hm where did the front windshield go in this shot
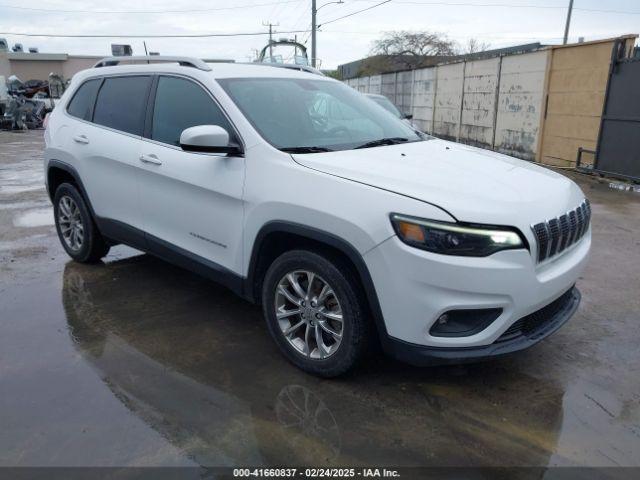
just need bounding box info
[369,96,402,118]
[218,77,425,152]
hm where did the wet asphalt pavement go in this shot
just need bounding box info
[1,130,639,468]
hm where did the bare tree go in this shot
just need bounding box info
[370,31,458,57]
[462,38,491,54]
[357,31,492,77]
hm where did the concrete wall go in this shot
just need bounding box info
[381,72,396,104]
[7,60,65,81]
[396,70,413,115]
[369,75,382,94]
[460,57,500,148]
[0,53,10,80]
[354,76,367,93]
[0,53,99,81]
[411,67,437,133]
[433,63,464,141]
[343,36,637,164]
[495,50,548,160]
[62,57,100,78]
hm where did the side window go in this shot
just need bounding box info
[66,79,101,121]
[151,76,235,147]
[93,76,151,136]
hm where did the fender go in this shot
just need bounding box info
[46,160,98,216]
[47,159,147,250]
[246,221,392,345]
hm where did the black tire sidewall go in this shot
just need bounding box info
[262,250,367,377]
[53,183,103,263]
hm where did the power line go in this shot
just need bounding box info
[0,0,302,14]
[323,29,568,40]
[273,0,305,22]
[379,1,565,8]
[2,0,639,16]
[359,0,640,15]
[318,0,392,27]
[301,24,313,45]
[290,2,312,31]
[0,29,311,38]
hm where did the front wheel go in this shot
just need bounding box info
[262,250,370,377]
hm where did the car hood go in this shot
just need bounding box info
[292,139,585,228]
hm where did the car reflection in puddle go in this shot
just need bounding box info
[61,255,564,467]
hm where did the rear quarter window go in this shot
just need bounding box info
[93,76,152,136]
[66,79,101,121]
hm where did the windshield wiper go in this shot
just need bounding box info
[281,146,334,153]
[354,137,409,149]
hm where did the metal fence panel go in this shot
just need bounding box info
[596,58,640,179]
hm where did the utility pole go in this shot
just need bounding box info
[563,0,574,45]
[262,21,279,61]
[311,0,317,67]
[311,0,343,68]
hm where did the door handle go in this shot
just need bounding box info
[139,154,162,165]
[73,134,89,144]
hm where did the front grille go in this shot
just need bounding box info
[496,288,575,343]
[532,199,590,263]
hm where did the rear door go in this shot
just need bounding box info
[73,75,152,238]
[137,75,245,273]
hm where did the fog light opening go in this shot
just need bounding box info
[429,308,503,338]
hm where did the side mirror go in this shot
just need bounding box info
[179,125,243,156]
[403,113,413,120]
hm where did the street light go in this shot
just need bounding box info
[311,0,344,68]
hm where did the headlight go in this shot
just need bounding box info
[390,213,525,257]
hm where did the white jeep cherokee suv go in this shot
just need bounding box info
[44,56,591,377]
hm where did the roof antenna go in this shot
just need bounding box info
[143,41,149,63]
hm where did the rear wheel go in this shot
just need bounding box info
[262,250,370,377]
[54,183,110,263]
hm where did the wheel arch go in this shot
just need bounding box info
[47,160,97,217]
[245,221,390,342]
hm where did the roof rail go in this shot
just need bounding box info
[93,56,212,72]
[241,62,325,76]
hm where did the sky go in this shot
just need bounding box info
[0,0,639,69]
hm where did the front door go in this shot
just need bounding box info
[137,75,245,274]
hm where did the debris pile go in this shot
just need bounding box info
[0,73,67,130]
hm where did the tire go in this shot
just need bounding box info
[262,249,370,377]
[53,182,110,263]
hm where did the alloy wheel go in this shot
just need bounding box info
[274,270,344,359]
[58,195,84,252]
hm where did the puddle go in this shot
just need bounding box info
[0,159,45,195]
[0,184,44,195]
[0,234,49,252]
[0,201,50,211]
[13,208,54,228]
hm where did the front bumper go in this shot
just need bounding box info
[364,229,590,352]
[384,286,580,366]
